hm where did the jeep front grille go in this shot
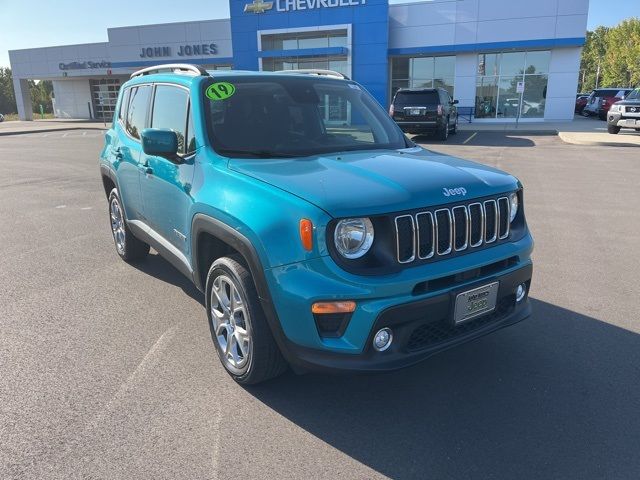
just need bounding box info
[394,196,511,264]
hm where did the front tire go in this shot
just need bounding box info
[205,255,287,384]
[108,188,149,262]
[607,124,621,134]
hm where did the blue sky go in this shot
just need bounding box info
[0,0,635,68]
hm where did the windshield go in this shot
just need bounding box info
[625,88,640,100]
[205,75,407,158]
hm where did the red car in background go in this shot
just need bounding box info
[583,88,633,120]
[575,94,589,114]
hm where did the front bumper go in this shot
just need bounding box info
[607,112,640,128]
[281,265,531,373]
[263,233,534,373]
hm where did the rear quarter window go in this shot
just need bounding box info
[117,88,130,123]
[126,85,152,140]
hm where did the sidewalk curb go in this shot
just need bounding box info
[0,126,107,137]
[458,127,559,135]
[558,132,640,148]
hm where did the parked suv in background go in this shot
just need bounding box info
[607,87,640,134]
[100,64,533,384]
[389,88,458,140]
[583,88,632,119]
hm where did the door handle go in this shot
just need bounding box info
[113,147,123,160]
[138,164,153,175]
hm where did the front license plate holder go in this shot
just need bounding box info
[453,282,499,325]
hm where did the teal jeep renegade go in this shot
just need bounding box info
[99,64,533,384]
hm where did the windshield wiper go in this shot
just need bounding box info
[217,148,299,159]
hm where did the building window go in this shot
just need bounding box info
[203,64,232,71]
[262,55,349,77]
[390,56,455,99]
[261,30,348,51]
[475,50,550,119]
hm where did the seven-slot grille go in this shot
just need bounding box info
[395,196,511,264]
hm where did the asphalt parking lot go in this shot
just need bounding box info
[1,129,639,479]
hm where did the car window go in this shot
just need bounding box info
[626,88,640,100]
[118,88,130,124]
[151,85,189,153]
[205,76,406,158]
[394,91,439,105]
[126,86,152,140]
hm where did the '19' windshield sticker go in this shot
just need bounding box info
[206,82,236,101]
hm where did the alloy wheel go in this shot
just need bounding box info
[210,274,252,374]
[110,198,126,254]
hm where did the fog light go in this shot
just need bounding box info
[516,283,527,303]
[373,328,393,352]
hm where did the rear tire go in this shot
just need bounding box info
[607,124,621,134]
[108,188,149,262]
[205,255,287,385]
[437,118,449,141]
[450,118,458,135]
[598,112,606,121]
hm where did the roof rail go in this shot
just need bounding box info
[130,63,209,79]
[274,69,350,80]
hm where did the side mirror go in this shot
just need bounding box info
[141,128,179,160]
[452,99,459,105]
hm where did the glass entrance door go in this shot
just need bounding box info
[90,78,121,121]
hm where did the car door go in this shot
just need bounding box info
[139,83,195,256]
[115,85,152,221]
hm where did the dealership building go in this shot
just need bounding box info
[9,0,588,122]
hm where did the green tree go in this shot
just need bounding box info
[0,68,54,115]
[580,18,640,92]
[0,67,17,114]
[579,26,609,92]
[602,18,640,87]
[29,80,54,114]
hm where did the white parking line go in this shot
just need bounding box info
[463,132,478,144]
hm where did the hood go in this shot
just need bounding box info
[613,99,640,106]
[228,147,519,218]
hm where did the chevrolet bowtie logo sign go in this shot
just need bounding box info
[244,0,274,13]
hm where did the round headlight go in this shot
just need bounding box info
[509,192,519,223]
[334,218,374,259]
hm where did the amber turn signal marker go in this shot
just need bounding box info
[299,218,313,251]
[311,301,357,314]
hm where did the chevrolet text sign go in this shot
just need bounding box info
[244,0,366,13]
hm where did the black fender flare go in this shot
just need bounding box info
[190,213,298,366]
[100,163,119,194]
